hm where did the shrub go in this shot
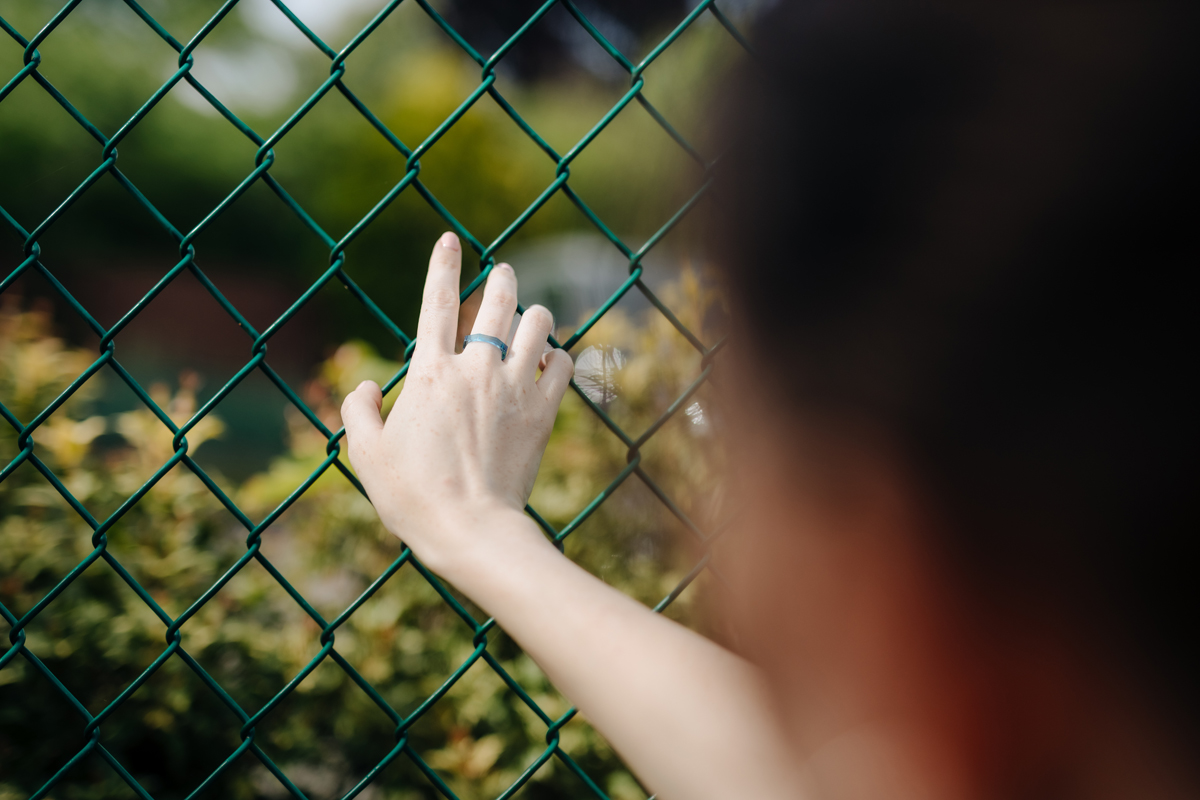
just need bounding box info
[0,272,723,800]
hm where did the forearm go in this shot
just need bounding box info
[430,508,803,800]
[343,235,802,797]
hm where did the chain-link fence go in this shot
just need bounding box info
[1,1,749,797]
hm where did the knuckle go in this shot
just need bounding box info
[466,353,496,374]
[490,288,517,308]
[415,354,447,379]
[525,305,553,330]
[424,287,458,311]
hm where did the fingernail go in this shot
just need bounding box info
[496,262,513,272]
[440,232,460,252]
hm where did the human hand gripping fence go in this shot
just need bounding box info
[0,1,751,797]
[340,237,576,574]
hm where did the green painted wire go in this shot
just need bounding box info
[0,0,752,796]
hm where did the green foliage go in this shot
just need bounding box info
[0,278,725,799]
[0,0,735,346]
[1,0,745,794]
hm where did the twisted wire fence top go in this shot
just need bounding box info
[0,1,751,797]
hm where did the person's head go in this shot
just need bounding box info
[708,2,1198,797]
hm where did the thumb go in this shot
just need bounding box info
[341,380,384,453]
[537,349,575,405]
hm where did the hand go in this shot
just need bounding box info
[340,232,574,574]
[342,238,800,800]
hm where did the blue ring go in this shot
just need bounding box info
[462,333,508,361]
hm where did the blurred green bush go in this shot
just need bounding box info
[0,0,731,347]
[2,1,743,794]
[0,269,726,798]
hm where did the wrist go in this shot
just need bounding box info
[403,500,555,586]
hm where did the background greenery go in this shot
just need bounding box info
[0,278,727,798]
[0,0,729,342]
[1,0,743,796]
[1,0,742,480]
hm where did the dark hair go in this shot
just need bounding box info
[711,0,1198,735]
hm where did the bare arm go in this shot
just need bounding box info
[341,233,802,799]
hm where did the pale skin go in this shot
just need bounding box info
[341,234,1195,800]
[341,231,802,799]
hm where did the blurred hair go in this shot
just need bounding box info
[709,0,1198,737]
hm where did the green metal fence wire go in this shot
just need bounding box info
[0,0,750,796]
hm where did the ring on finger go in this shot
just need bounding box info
[463,333,508,361]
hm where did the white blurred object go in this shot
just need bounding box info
[174,45,298,116]
[240,0,384,46]
[574,345,626,407]
[502,233,680,328]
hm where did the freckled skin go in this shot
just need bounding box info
[338,234,803,800]
[340,234,573,575]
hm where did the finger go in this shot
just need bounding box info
[341,380,384,458]
[416,232,463,356]
[537,349,574,403]
[508,304,554,381]
[467,264,518,350]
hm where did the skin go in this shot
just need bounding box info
[342,232,800,799]
[341,234,1195,800]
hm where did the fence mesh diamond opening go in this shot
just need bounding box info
[1,0,750,797]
